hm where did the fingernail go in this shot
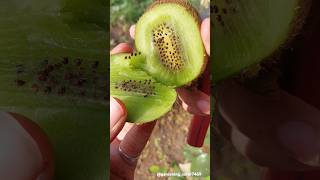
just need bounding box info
[129,25,136,39]
[201,18,210,55]
[196,100,210,115]
[110,97,127,130]
[277,121,320,167]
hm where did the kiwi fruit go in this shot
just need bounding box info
[0,1,107,179]
[111,53,177,123]
[132,0,206,87]
[111,0,207,123]
[212,0,311,84]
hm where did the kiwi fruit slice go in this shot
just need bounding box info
[111,0,207,123]
[111,53,177,123]
[212,0,311,83]
[0,0,107,179]
[133,0,206,87]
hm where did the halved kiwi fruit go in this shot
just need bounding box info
[111,54,177,123]
[133,0,206,86]
[212,0,311,83]
[0,0,107,179]
[111,0,206,123]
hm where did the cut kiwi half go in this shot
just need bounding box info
[111,54,177,123]
[111,0,207,123]
[212,0,311,83]
[133,0,206,87]
[0,0,107,179]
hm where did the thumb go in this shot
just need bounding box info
[201,18,210,56]
[110,97,127,142]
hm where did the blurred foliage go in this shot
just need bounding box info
[110,0,152,25]
[110,0,209,25]
[148,130,210,179]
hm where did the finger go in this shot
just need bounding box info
[201,18,210,56]
[263,169,320,180]
[129,25,135,39]
[217,113,317,171]
[119,121,156,158]
[110,97,127,142]
[110,43,133,55]
[0,112,54,180]
[217,80,320,168]
[262,169,301,180]
[177,87,210,115]
[110,139,135,178]
[117,122,134,141]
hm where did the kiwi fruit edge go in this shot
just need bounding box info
[212,0,312,85]
[0,1,107,179]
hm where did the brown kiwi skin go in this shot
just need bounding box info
[236,0,313,83]
[140,0,208,87]
[148,0,201,26]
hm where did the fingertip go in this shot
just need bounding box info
[119,121,156,157]
[201,18,210,56]
[196,100,210,115]
[110,97,127,141]
[177,88,210,116]
[129,25,136,39]
[110,43,133,55]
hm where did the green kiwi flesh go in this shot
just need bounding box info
[0,1,107,179]
[212,0,308,83]
[133,0,206,87]
[111,53,177,123]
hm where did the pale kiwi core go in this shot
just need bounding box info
[152,22,184,71]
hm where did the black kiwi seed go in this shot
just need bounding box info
[54,63,62,69]
[16,64,25,74]
[16,79,26,86]
[63,57,69,64]
[38,73,48,82]
[14,56,107,101]
[75,58,82,66]
[92,61,99,69]
[58,86,66,95]
[44,86,52,94]
[222,8,227,14]
[31,84,39,93]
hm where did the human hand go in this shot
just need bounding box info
[215,29,320,171]
[0,112,54,180]
[110,44,156,180]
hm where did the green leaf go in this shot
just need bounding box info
[149,165,168,173]
[191,153,210,177]
[183,145,203,161]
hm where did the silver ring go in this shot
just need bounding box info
[118,146,140,165]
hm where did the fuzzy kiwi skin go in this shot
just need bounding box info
[148,0,201,26]
[212,0,312,84]
[134,0,207,87]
